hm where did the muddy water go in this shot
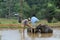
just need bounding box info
[0,28,60,40]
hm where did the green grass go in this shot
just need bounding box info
[39,20,60,27]
[0,18,19,24]
[0,18,60,28]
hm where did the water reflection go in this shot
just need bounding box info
[1,29,21,40]
[27,33,53,38]
[0,28,60,40]
[19,28,25,40]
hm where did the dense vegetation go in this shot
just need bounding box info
[0,0,60,22]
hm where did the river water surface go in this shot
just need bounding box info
[0,28,60,40]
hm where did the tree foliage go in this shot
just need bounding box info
[0,0,60,22]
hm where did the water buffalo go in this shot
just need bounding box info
[27,24,53,33]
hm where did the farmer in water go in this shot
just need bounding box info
[31,14,39,28]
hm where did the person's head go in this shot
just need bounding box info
[28,18,31,21]
[32,14,36,16]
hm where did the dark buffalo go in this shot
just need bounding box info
[27,24,53,33]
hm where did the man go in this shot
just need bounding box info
[31,14,39,28]
[21,19,31,28]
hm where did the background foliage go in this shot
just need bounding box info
[0,0,60,22]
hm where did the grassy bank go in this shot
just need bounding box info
[0,18,19,24]
[0,18,60,28]
[39,20,60,27]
